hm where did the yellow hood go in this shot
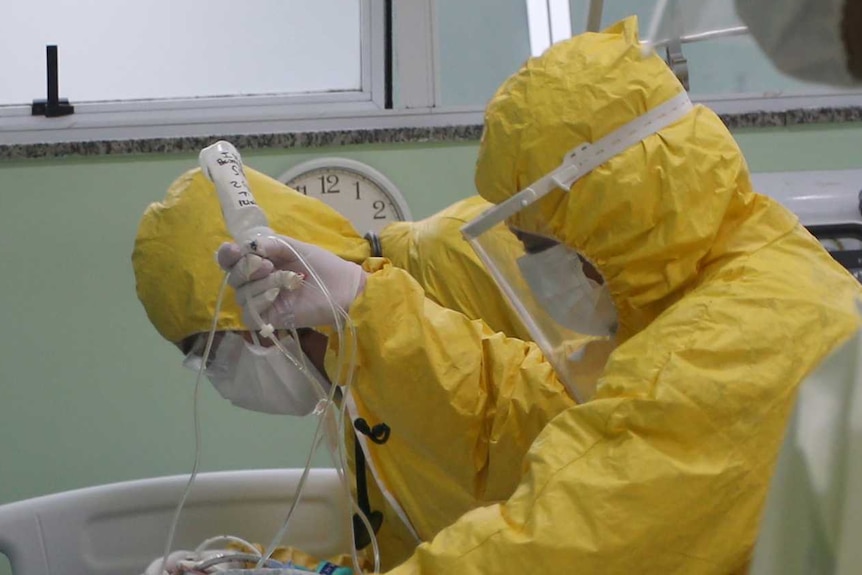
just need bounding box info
[132,167,370,345]
[475,17,793,341]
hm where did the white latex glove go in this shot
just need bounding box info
[217,235,367,329]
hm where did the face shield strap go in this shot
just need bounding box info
[462,91,693,241]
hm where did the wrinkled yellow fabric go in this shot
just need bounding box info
[133,167,369,344]
[331,260,577,570]
[379,196,531,341]
[133,167,525,345]
[351,197,554,568]
[339,17,862,574]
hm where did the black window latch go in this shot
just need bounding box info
[31,45,74,118]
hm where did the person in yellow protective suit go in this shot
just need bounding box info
[216,17,862,574]
[133,168,573,566]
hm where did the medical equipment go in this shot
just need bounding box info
[634,0,748,90]
[189,331,326,416]
[200,141,306,334]
[199,141,274,250]
[516,243,617,337]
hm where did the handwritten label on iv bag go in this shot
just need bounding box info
[199,141,271,244]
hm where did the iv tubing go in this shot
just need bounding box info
[298,281,375,574]
[195,553,284,571]
[158,273,231,574]
[254,238,377,572]
[194,535,261,555]
[160,231,377,574]
[322,301,380,574]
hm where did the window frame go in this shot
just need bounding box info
[0,0,398,145]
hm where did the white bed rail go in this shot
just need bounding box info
[0,469,350,575]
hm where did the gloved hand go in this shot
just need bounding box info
[217,235,367,329]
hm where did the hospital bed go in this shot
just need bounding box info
[0,469,351,575]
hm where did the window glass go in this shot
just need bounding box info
[433,0,532,108]
[0,0,361,106]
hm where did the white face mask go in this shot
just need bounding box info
[517,243,618,337]
[735,0,858,86]
[185,332,327,416]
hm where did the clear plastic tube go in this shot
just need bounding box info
[253,239,376,572]
[254,412,327,565]
[301,292,379,574]
[158,273,230,575]
[646,25,748,50]
[251,363,336,565]
[194,535,261,555]
[331,326,380,575]
[640,0,748,53]
[159,267,362,574]
[194,553,284,571]
[312,299,378,574]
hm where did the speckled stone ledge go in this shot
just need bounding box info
[719,105,862,128]
[2,107,861,160]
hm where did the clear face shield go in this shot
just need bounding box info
[463,92,694,403]
[467,215,614,403]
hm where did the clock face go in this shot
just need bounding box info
[278,159,411,234]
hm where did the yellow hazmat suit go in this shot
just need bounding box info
[336,18,862,574]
